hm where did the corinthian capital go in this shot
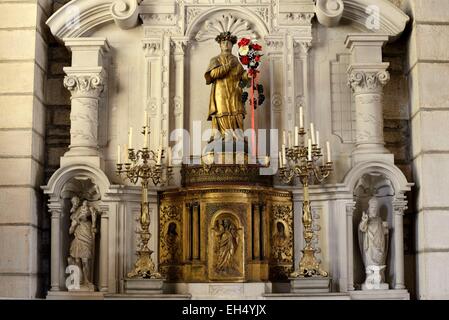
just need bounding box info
[348,70,390,94]
[64,70,105,99]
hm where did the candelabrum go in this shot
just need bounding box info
[279,127,333,278]
[116,124,173,279]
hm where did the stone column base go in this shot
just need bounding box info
[290,277,331,294]
[123,278,165,294]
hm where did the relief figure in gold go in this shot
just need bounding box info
[214,218,239,275]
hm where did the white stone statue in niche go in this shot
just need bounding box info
[358,197,389,290]
[67,196,98,291]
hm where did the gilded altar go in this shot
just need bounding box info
[159,163,293,283]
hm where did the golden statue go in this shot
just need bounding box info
[205,32,249,139]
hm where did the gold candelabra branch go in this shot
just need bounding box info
[116,123,173,279]
[279,125,333,278]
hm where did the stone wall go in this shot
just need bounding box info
[0,0,52,298]
[402,0,449,299]
[383,37,416,298]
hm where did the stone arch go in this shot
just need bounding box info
[43,164,111,201]
[46,0,140,40]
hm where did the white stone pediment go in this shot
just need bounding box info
[47,0,409,41]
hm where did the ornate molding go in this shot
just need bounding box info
[195,13,258,42]
[182,164,273,186]
[111,0,142,29]
[348,70,390,94]
[64,72,105,98]
[315,0,344,27]
[280,12,315,26]
[141,13,177,26]
[265,39,284,51]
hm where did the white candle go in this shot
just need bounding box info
[128,127,133,149]
[310,123,315,145]
[168,147,172,166]
[124,144,129,163]
[143,127,148,148]
[326,141,331,163]
[316,130,320,149]
[117,145,121,164]
[299,107,304,128]
[283,130,287,146]
[288,132,292,148]
[278,151,283,168]
[308,139,312,161]
[294,126,299,146]
[144,111,149,127]
[282,144,286,165]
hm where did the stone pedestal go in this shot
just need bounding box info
[290,277,331,294]
[350,289,409,300]
[123,278,165,295]
[362,265,389,290]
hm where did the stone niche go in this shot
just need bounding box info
[353,173,394,289]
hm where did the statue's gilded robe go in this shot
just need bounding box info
[205,53,248,135]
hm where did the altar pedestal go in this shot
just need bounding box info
[158,158,294,284]
[123,278,164,294]
[290,277,331,294]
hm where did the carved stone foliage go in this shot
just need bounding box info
[269,204,293,280]
[64,73,105,98]
[280,12,315,26]
[348,70,390,94]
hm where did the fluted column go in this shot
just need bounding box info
[143,39,162,150]
[99,206,109,292]
[49,204,62,291]
[345,35,393,164]
[346,202,355,291]
[61,38,110,168]
[393,199,407,290]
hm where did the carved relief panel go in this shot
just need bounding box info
[269,204,293,280]
[208,210,245,282]
[159,203,183,280]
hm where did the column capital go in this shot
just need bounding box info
[63,67,106,99]
[293,39,312,55]
[265,36,284,53]
[143,39,162,56]
[170,37,189,55]
[348,66,390,94]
